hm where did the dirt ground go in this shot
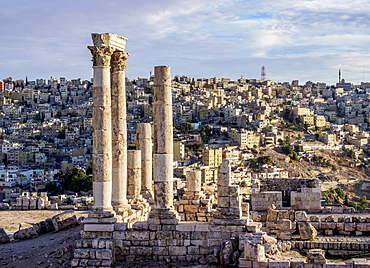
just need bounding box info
[0,210,88,234]
[0,210,88,268]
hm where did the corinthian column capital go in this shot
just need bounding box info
[111,51,130,72]
[88,45,115,67]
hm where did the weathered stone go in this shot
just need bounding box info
[278,219,292,231]
[298,222,317,240]
[0,228,10,243]
[244,241,266,262]
[277,231,291,240]
[220,240,233,266]
[307,249,327,264]
[295,211,308,222]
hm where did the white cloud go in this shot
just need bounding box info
[0,0,369,84]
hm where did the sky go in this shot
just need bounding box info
[1,0,370,85]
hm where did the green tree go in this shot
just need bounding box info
[44,181,62,196]
[334,188,345,199]
[292,152,299,161]
[64,168,92,193]
[35,134,42,141]
[175,122,194,134]
[200,125,212,143]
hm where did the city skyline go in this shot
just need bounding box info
[1,0,370,84]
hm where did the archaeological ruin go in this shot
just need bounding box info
[68,33,370,267]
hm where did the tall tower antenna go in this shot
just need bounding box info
[261,66,266,81]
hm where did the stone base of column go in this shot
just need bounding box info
[147,207,180,225]
[71,210,117,268]
[127,194,148,210]
[112,201,132,218]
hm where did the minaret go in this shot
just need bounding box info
[339,69,341,83]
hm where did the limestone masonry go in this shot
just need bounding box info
[69,33,370,268]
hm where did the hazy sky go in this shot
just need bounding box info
[1,0,369,85]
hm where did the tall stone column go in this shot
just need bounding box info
[88,43,115,211]
[136,123,153,199]
[111,51,131,214]
[148,66,179,225]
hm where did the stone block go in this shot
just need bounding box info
[277,231,291,240]
[169,246,187,255]
[156,230,173,240]
[195,224,209,232]
[176,223,195,231]
[95,249,112,260]
[309,215,320,222]
[184,204,199,213]
[130,246,152,256]
[84,224,114,232]
[295,211,308,222]
[277,210,290,221]
[307,249,326,265]
[52,211,78,231]
[244,241,266,262]
[246,222,262,233]
[324,263,352,268]
[188,246,200,254]
[0,228,10,244]
[290,260,305,268]
[356,223,370,232]
[344,223,356,232]
[153,246,168,255]
[268,261,290,268]
[299,222,317,240]
[113,231,126,239]
[125,231,150,240]
[114,223,128,231]
[74,249,90,259]
[278,219,292,231]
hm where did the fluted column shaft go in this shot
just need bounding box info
[88,45,115,211]
[111,51,130,211]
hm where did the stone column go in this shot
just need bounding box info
[148,66,179,225]
[88,42,115,211]
[111,50,131,213]
[127,150,142,199]
[136,123,153,199]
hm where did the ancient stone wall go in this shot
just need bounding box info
[251,191,282,211]
[72,221,245,267]
[259,178,320,191]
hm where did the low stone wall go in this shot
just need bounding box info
[293,240,370,256]
[72,220,246,267]
[239,258,370,268]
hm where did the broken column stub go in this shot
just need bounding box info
[136,123,153,200]
[186,170,202,192]
[127,150,142,199]
[148,66,179,225]
[211,159,247,225]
